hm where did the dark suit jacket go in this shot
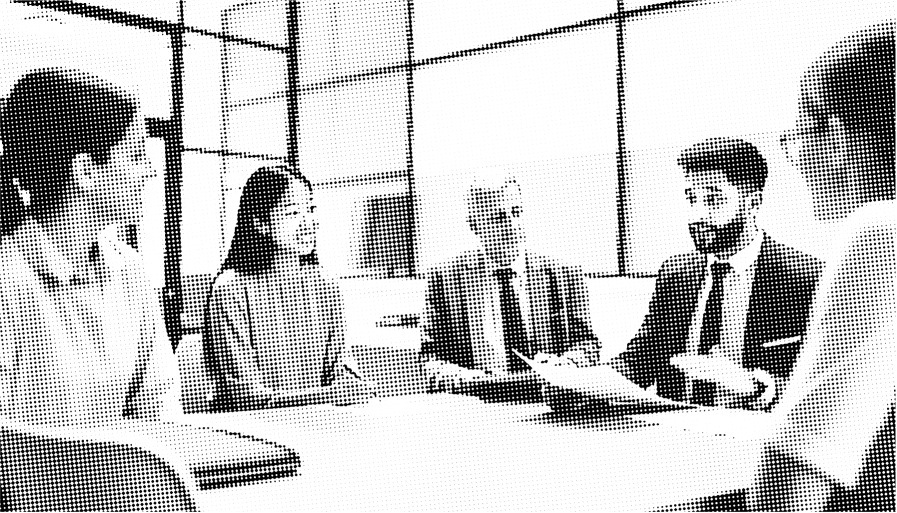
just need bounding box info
[611,235,822,404]
[420,250,598,369]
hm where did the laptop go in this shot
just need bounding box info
[121,421,301,490]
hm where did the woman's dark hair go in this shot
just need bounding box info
[222,164,316,275]
[0,68,138,236]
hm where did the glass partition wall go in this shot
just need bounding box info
[3,0,890,346]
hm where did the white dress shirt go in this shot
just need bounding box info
[684,229,764,404]
[474,252,532,374]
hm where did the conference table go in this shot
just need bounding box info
[184,393,772,511]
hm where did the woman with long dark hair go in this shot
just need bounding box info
[0,69,180,425]
[204,165,374,411]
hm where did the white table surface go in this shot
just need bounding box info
[185,394,769,512]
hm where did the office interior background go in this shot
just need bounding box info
[1,0,891,370]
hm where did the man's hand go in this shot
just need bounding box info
[534,348,597,368]
[669,354,765,402]
[423,359,491,394]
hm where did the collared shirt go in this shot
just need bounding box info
[474,252,532,374]
[684,229,764,404]
[0,219,181,427]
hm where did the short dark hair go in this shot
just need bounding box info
[0,68,138,235]
[222,165,315,275]
[806,22,895,198]
[677,137,768,192]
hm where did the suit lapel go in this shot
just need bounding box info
[744,235,777,347]
[744,235,779,359]
[457,251,495,369]
[524,253,553,355]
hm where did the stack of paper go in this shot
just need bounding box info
[514,350,696,411]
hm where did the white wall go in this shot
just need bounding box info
[338,276,656,358]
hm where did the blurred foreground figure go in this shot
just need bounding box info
[749,22,895,511]
[0,69,181,425]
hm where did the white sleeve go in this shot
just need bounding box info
[123,251,183,420]
[769,214,896,489]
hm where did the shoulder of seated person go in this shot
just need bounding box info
[848,200,896,238]
[853,199,894,221]
[763,237,824,276]
[211,269,245,298]
[659,251,704,276]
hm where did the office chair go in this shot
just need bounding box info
[0,420,199,511]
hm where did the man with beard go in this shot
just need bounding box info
[607,137,823,411]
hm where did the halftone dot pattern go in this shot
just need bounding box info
[0,2,894,513]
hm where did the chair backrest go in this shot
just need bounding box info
[0,422,199,511]
[176,334,215,414]
[181,273,215,335]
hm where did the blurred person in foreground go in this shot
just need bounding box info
[748,21,895,511]
[0,69,180,425]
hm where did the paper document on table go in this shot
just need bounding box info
[514,350,696,410]
[635,407,774,439]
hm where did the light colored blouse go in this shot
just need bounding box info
[205,265,354,411]
[0,219,181,427]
